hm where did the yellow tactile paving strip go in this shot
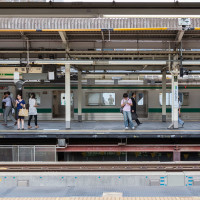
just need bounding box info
[0,197,200,200]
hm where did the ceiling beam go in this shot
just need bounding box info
[175,30,185,43]
[59,31,69,50]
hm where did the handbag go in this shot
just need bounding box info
[132,112,138,120]
[18,108,29,117]
[120,107,124,114]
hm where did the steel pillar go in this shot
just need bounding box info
[57,145,200,153]
[173,151,181,161]
[65,64,71,129]
[162,69,166,122]
[170,73,179,129]
[78,70,82,122]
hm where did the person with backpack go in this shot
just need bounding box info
[2,91,17,126]
[121,93,135,130]
[28,93,39,129]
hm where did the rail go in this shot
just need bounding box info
[0,162,200,172]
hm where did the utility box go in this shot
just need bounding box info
[58,139,66,147]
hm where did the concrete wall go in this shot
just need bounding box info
[0,171,199,187]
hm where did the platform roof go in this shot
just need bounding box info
[1,1,200,16]
[1,17,200,71]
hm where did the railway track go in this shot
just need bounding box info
[0,162,199,172]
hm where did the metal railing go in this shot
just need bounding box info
[0,145,56,162]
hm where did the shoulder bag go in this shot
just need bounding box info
[18,108,29,117]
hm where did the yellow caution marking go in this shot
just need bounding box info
[113,28,168,31]
[0,168,7,170]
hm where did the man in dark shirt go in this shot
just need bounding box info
[131,93,142,126]
[1,92,6,121]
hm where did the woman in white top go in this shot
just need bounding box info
[28,93,39,129]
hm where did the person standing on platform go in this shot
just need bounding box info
[28,93,39,129]
[15,94,26,130]
[121,93,135,130]
[131,93,142,126]
[1,92,6,121]
[2,91,17,126]
[178,97,184,127]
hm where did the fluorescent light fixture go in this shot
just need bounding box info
[0,61,20,64]
[53,0,200,2]
[183,61,200,65]
[112,77,122,80]
[34,60,93,65]
[104,15,200,18]
[53,0,113,2]
[115,0,200,2]
[109,60,166,65]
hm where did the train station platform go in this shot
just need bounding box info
[0,121,200,139]
[0,185,200,198]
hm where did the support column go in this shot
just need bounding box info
[78,70,82,122]
[65,64,71,129]
[173,151,181,161]
[171,73,179,129]
[167,53,179,129]
[162,69,166,122]
[168,70,179,129]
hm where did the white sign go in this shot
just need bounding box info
[48,72,55,80]
[14,72,19,80]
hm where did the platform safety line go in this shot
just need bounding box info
[0,129,200,133]
[0,197,199,200]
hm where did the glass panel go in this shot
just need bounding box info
[87,93,101,106]
[127,152,173,162]
[27,92,41,105]
[159,92,188,106]
[159,93,172,106]
[181,152,200,161]
[102,93,115,105]
[60,93,73,106]
[67,152,126,161]
[182,92,189,106]
[137,93,144,105]
[87,93,116,106]
[61,93,65,105]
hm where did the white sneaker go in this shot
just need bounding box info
[131,127,135,130]
[125,127,129,130]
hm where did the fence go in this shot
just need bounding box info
[0,145,56,162]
